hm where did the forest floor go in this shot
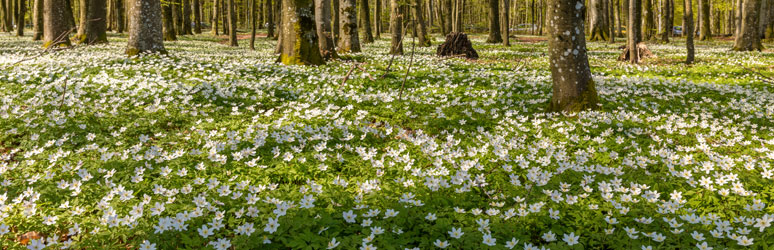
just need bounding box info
[1,32,774,250]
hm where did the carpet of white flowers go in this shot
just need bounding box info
[1,33,774,250]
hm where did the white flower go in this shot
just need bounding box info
[209,238,231,250]
[27,239,45,250]
[434,239,449,248]
[482,233,496,246]
[327,238,340,249]
[343,210,357,223]
[425,213,437,221]
[198,225,213,238]
[542,231,556,242]
[264,217,279,234]
[563,232,579,246]
[504,238,519,249]
[139,240,156,250]
[448,227,464,239]
[696,242,713,250]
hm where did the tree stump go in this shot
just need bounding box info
[618,42,656,61]
[436,32,479,59]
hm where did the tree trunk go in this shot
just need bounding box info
[699,0,710,40]
[546,0,598,113]
[659,0,668,42]
[316,0,338,59]
[65,0,76,29]
[485,0,501,43]
[643,0,655,40]
[684,0,694,63]
[250,0,256,49]
[628,0,641,63]
[767,0,774,40]
[278,0,324,65]
[15,0,24,36]
[221,0,228,34]
[182,0,192,34]
[193,0,201,33]
[78,0,108,44]
[760,0,770,38]
[212,0,219,35]
[360,0,374,43]
[43,0,72,47]
[115,0,124,33]
[374,0,380,37]
[126,0,166,55]
[163,1,176,40]
[264,0,273,38]
[77,0,87,38]
[173,0,183,35]
[228,0,236,46]
[413,0,429,46]
[443,0,451,34]
[333,0,339,43]
[502,0,509,45]
[32,0,43,40]
[589,0,608,41]
[733,0,763,51]
[735,0,742,37]
[389,0,402,54]
[338,0,361,53]
[0,0,6,32]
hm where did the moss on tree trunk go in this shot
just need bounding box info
[278,0,324,65]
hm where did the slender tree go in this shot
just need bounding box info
[32,0,43,40]
[163,1,177,40]
[193,0,201,33]
[78,0,108,44]
[684,0,694,63]
[486,0,502,43]
[442,0,451,34]
[389,0,402,54]
[374,0,381,38]
[228,0,237,46]
[315,0,337,59]
[546,0,598,112]
[182,0,192,34]
[628,0,641,63]
[643,0,655,40]
[502,0,509,46]
[360,0,374,43]
[659,0,669,42]
[733,0,763,51]
[699,0,710,40]
[250,0,256,49]
[126,0,166,56]
[15,0,24,36]
[212,0,219,35]
[278,0,324,65]
[115,0,125,33]
[413,0,429,46]
[333,0,339,43]
[339,0,361,53]
[0,0,7,32]
[264,0,273,38]
[43,0,72,48]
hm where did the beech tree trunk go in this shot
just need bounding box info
[589,0,608,41]
[374,0,381,37]
[182,0,192,34]
[360,0,374,43]
[628,0,641,63]
[733,0,763,51]
[389,0,402,54]
[643,0,655,40]
[485,0,501,43]
[699,0,710,40]
[659,0,669,42]
[413,0,429,46]
[0,0,7,32]
[338,0,361,53]
[333,0,339,43]
[193,0,201,33]
[43,0,72,47]
[250,0,256,49]
[228,0,237,46]
[126,0,166,56]
[77,0,88,38]
[264,0,273,38]
[684,0,694,63]
[442,0,451,34]
[502,0,509,46]
[78,0,108,44]
[115,0,124,33]
[163,2,176,40]
[15,0,24,36]
[546,0,598,113]
[173,0,182,35]
[212,0,219,35]
[278,0,324,65]
[315,0,337,59]
[32,0,43,40]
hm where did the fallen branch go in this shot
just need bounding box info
[398,19,418,102]
[4,28,76,70]
[740,65,774,84]
[381,20,411,79]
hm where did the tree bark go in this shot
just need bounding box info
[182,0,192,34]
[502,0,509,45]
[659,0,669,42]
[360,0,374,43]
[15,0,24,36]
[0,0,7,32]
[442,0,451,34]
[315,0,337,59]
[264,0,273,38]
[43,0,72,47]
[699,0,710,40]
[413,0,429,46]
[32,0,43,40]
[173,0,183,35]
[115,0,124,33]
[163,1,177,40]
[212,0,219,35]
[642,0,655,40]
[589,0,609,41]
[193,0,201,33]
[126,0,166,55]
[684,0,694,63]
[628,0,641,63]
[278,0,324,65]
[77,0,87,38]
[250,0,256,49]
[228,0,236,46]
[78,0,108,44]
[333,0,339,43]
[389,0,402,54]
[485,0,501,43]
[374,0,380,37]
[767,0,774,40]
[546,0,598,113]
[733,0,763,51]
[338,0,361,53]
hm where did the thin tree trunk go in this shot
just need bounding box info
[116,0,124,33]
[212,0,219,35]
[193,0,201,33]
[182,0,192,34]
[735,0,742,37]
[442,0,451,34]
[333,0,339,43]
[0,0,7,32]
[699,0,710,40]
[264,0,273,38]
[413,0,429,46]
[15,0,24,36]
[684,0,693,63]
[338,0,361,53]
[485,0,501,43]
[628,0,641,63]
[502,0,509,45]
[643,0,655,40]
[374,0,380,37]
[126,0,166,55]
[315,0,337,59]
[608,0,615,42]
[250,0,256,49]
[546,0,598,113]
[733,0,763,51]
[589,0,609,41]
[32,0,42,39]
[659,0,668,42]
[228,0,236,46]
[389,0,402,54]
[278,0,324,65]
[43,0,72,47]
[77,0,87,37]
[360,0,373,43]
[78,0,107,44]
